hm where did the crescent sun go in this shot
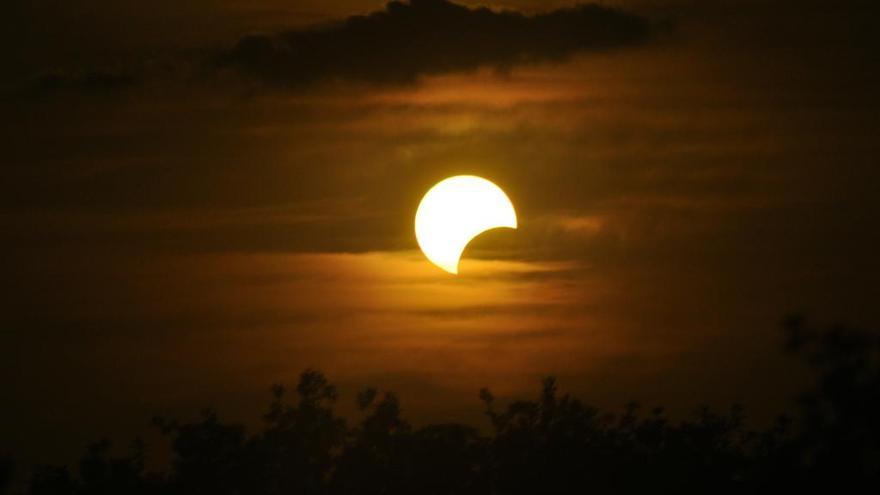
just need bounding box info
[415,175,517,274]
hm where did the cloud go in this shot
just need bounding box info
[22,69,135,97]
[219,0,652,86]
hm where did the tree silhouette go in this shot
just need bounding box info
[0,456,13,495]
[780,316,880,490]
[12,318,880,494]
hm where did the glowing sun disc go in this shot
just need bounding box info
[415,175,517,274]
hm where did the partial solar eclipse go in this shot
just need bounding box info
[415,175,517,274]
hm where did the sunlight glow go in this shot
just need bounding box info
[415,175,517,274]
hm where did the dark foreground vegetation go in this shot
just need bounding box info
[4,317,879,494]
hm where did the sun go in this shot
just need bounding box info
[415,175,517,274]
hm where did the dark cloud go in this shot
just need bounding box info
[23,70,135,97]
[220,0,651,86]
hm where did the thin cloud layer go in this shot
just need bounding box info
[220,0,652,86]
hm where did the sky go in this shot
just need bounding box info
[2,0,879,470]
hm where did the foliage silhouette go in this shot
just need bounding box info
[0,456,13,495]
[16,318,880,494]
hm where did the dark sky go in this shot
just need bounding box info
[2,0,879,471]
